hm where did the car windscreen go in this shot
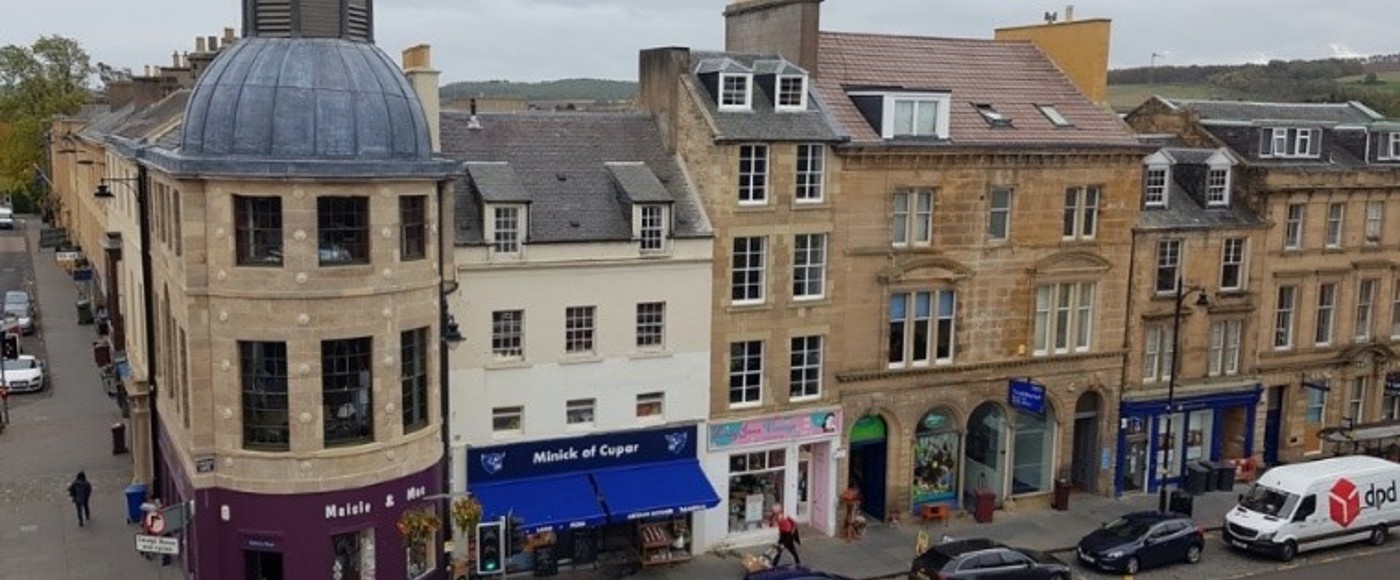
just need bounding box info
[2,359,35,371]
[1239,484,1296,517]
[1103,517,1154,538]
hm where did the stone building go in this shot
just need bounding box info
[1127,98,1400,465]
[48,1,459,578]
[641,0,1145,546]
[1117,138,1269,494]
[438,110,721,564]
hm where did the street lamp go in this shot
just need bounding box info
[1158,276,1212,513]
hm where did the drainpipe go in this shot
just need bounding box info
[1115,224,1141,498]
[136,164,162,498]
[436,178,457,573]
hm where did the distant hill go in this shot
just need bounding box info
[440,78,638,103]
[1106,55,1400,117]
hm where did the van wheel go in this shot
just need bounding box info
[1186,543,1203,564]
[1369,526,1388,546]
[1279,540,1298,562]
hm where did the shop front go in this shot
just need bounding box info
[1115,385,1261,494]
[698,407,841,550]
[466,424,718,574]
[170,451,445,580]
[911,408,960,512]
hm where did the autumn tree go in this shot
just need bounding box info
[0,35,93,195]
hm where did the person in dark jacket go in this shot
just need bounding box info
[67,472,92,527]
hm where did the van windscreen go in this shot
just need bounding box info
[1240,484,1295,517]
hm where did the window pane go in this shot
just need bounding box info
[915,100,937,135]
[235,196,283,266]
[915,191,933,243]
[322,337,374,446]
[317,197,369,265]
[241,341,289,450]
[1062,188,1078,237]
[892,192,910,244]
[894,101,914,135]
[401,328,430,432]
[889,294,907,366]
[399,195,427,261]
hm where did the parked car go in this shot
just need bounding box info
[3,290,33,335]
[0,355,46,393]
[747,567,853,580]
[910,538,1071,580]
[0,208,15,230]
[1076,511,1204,574]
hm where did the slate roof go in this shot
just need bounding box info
[464,163,530,202]
[687,51,843,143]
[1139,147,1263,231]
[112,90,190,141]
[1162,99,1382,124]
[606,163,674,203]
[440,112,711,245]
[813,32,1139,147]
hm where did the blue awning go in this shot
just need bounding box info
[470,473,607,534]
[592,460,720,522]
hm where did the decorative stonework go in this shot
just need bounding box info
[296,313,310,325]
[216,270,227,281]
[296,363,310,376]
[381,227,393,238]
[218,310,229,323]
[382,269,393,278]
[295,272,309,284]
[383,355,395,367]
[220,407,234,420]
[214,227,226,238]
[220,359,231,371]
[385,402,396,413]
[293,229,307,241]
[382,307,393,319]
[298,411,312,424]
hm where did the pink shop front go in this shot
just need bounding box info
[159,434,445,580]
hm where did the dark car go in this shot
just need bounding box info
[1076,511,1204,574]
[910,538,1071,579]
[747,566,853,580]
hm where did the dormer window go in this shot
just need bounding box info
[1206,166,1231,207]
[974,103,1011,127]
[637,204,669,253]
[776,75,807,111]
[489,204,525,256]
[719,73,752,110]
[1381,132,1400,160]
[1144,165,1169,208]
[1260,127,1321,158]
[875,92,950,139]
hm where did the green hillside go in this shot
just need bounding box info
[1107,83,1244,112]
[1107,58,1400,116]
[440,78,637,103]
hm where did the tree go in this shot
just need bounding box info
[0,35,93,193]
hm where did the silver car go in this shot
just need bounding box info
[3,290,32,335]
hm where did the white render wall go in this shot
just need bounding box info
[448,237,712,494]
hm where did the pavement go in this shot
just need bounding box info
[0,219,167,579]
[549,486,1243,580]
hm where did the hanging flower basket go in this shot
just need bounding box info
[398,509,442,543]
[451,496,482,534]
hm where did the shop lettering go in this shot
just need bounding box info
[325,501,372,520]
[406,485,426,501]
[1366,481,1398,510]
[532,443,641,465]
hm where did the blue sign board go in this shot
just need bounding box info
[1009,379,1046,415]
[467,424,697,483]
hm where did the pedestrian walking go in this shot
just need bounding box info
[67,471,92,527]
[767,504,801,567]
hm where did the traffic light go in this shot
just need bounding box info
[476,520,505,574]
[2,333,18,360]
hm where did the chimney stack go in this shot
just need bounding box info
[724,0,823,75]
[207,36,219,52]
[196,36,207,53]
[401,44,442,152]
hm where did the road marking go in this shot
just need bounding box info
[1221,544,1400,578]
[19,524,37,533]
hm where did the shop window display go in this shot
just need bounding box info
[912,409,959,508]
[728,449,786,532]
[331,528,375,580]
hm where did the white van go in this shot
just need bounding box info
[1222,455,1400,561]
[0,207,14,230]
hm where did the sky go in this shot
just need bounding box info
[0,0,1392,84]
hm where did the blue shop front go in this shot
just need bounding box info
[467,424,719,573]
[1116,386,1262,495]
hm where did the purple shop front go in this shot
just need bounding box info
[162,433,444,580]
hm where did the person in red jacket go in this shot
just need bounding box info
[767,504,801,567]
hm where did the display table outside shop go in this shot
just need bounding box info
[638,522,690,568]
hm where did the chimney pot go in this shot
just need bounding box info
[223,27,235,43]
[172,51,180,67]
[207,36,218,51]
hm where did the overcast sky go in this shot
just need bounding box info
[0,0,1389,84]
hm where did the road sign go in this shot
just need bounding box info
[160,502,190,534]
[144,511,166,535]
[135,534,180,555]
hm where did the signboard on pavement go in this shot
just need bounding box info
[135,534,180,555]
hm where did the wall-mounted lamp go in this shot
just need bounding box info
[443,314,464,346]
[94,177,139,199]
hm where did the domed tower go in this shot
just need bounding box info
[133,1,460,577]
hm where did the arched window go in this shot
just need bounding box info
[912,409,959,507]
[1012,402,1056,495]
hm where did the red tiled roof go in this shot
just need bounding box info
[815,31,1138,147]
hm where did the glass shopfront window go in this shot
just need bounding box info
[727,449,786,532]
[1184,410,1214,462]
[1012,405,1055,495]
[331,528,375,580]
[912,409,960,507]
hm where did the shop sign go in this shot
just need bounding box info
[195,456,215,474]
[1386,372,1400,395]
[135,534,180,555]
[1009,379,1046,415]
[244,537,279,551]
[468,424,697,482]
[707,408,841,451]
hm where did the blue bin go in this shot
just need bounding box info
[124,483,148,524]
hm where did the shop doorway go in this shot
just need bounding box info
[244,550,284,580]
[1071,392,1101,492]
[848,415,888,521]
[964,403,1006,506]
[1264,386,1284,466]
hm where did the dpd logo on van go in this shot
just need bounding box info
[1329,478,1361,528]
